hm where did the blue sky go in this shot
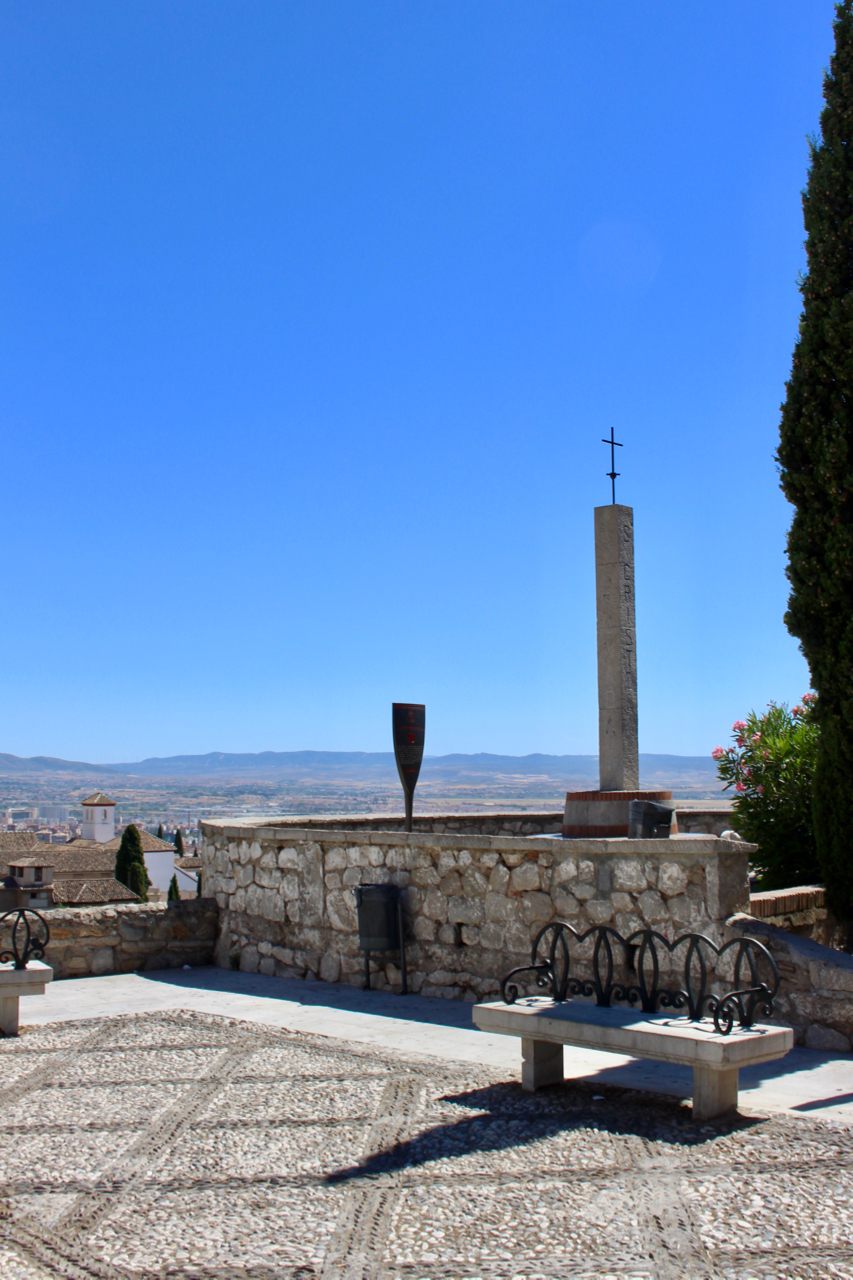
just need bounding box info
[0,1,833,761]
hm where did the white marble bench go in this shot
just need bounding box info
[473,996,793,1120]
[0,961,53,1036]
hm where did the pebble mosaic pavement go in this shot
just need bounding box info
[0,1009,852,1280]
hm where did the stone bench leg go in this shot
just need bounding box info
[692,1065,738,1120]
[521,1037,563,1091]
[0,995,20,1037]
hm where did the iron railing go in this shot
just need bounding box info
[500,922,780,1035]
[0,908,50,970]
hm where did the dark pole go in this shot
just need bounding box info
[397,899,408,995]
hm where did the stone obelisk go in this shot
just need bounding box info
[595,503,639,791]
[562,502,673,837]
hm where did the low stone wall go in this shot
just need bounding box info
[271,814,565,836]
[728,913,853,1051]
[200,816,750,1003]
[6,900,219,980]
[675,809,735,837]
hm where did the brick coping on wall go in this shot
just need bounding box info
[749,884,826,919]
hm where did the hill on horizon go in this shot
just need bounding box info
[0,747,719,784]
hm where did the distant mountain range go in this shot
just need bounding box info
[0,748,718,784]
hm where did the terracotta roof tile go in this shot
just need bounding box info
[0,832,43,852]
[81,793,116,806]
[51,878,139,905]
[32,846,116,875]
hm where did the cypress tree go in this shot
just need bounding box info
[128,861,148,902]
[168,874,180,902]
[115,824,145,889]
[196,869,202,898]
[156,823,164,840]
[778,0,853,920]
[174,828,184,856]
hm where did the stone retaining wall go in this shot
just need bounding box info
[4,900,219,979]
[200,816,751,1003]
[727,913,853,1051]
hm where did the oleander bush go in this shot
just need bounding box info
[712,694,819,890]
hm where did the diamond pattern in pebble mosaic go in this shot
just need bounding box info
[0,1008,852,1279]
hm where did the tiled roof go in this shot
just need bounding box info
[66,830,174,855]
[175,856,202,870]
[104,830,174,854]
[36,846,116,876]
[51,878,139,905]
[0,832,43,852]
[81,792,116,807]
[2,856,54,869]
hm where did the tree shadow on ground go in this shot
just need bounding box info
[325,1078,763,1185]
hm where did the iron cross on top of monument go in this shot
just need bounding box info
[561,434,676,838]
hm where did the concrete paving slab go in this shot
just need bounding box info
[18,965,853,1121]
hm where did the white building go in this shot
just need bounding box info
[80,792,116,843]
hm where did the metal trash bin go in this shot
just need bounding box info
[353,884,408,994]
[628,799,674,839]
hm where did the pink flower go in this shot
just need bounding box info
[752,734,761,743]
[735,781,746,793]
[736,736,746,747]
[732,720,747,732]
[742,767,751,779]
[757,785,764,794]
[792,705,803,717]
[711,746,724,760]
[728,747,736,757]
[764,750,770,759]
[802,692,816,704]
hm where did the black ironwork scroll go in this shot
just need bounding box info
[392,703,425,833]
[0,908,50,970]
[499,922,779,1036]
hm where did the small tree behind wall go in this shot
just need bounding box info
[174,828,184,857]
[778,0,853,918]
[115,824,149,903]
[168,874,180,902]
[127,860,148,903]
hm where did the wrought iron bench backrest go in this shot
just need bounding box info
[500,922,780,1036]
[0,908,50,970]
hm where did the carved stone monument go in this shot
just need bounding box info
[563,503,674,837]
[595,503,639,791]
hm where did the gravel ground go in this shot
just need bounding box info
[0,1008,851,1279]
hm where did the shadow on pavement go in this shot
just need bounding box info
[324,1079,761,1185]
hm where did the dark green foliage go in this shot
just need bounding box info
[115,823,150,903]
[115,824,145,889]
[174,828,184,856]
[777,1,853,918]
[127,860,148,903]
[168,874,180,902]
[713,699,820,889]
[813,715,853,912]
[156,823,164,839]
[196,869,202,898]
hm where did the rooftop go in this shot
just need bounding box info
[50,877,139,905]
[81,792,116,807]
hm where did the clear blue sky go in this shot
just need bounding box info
[1,1,832,762]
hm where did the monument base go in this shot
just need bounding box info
[562,789,676,838]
